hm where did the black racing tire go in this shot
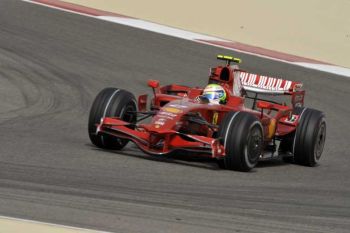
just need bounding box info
[217,111,263,172]
[293,107,326,166]
[88,88,137,150]
[281,107,326,166]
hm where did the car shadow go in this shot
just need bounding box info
[87,144,221,170]
[256,159,290,168]
[86,143,291,171]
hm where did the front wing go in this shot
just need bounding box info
[96,117,225,157]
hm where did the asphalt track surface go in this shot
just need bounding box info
[0,1,350,232]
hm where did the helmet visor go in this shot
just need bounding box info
[203,90,224,100]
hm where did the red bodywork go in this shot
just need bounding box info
[96,63,304,159]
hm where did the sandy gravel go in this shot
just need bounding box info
[64,0,350,68]
[0,217,102,233]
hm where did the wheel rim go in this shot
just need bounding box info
[246,125,263,165]
[314,121,326,160]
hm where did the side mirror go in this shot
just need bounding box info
[148,80,159,88]
[138,94,148,112]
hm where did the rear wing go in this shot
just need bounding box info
[239,71,302,95]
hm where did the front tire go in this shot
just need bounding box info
[218,111,263,171]
[88,88,137,150]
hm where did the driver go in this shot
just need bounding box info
[201,84,227,104]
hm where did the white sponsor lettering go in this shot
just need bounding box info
[154,120,165,125]
[257,75,265,87]
[168,104,188,108]
[240,72,293,92]
[159,111,177,118]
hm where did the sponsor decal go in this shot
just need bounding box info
[154,118,166,125]
[158,115,174,120]
[163,107,183,114]
[168,104,188,109]
[240,72,292,91]
[159,111,177,118]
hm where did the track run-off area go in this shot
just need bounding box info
[0,1,350,232]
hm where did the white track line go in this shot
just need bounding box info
[98,16,228,42]
[294,62,350,78]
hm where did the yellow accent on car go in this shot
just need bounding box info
[163,107,182,114]
[212,112,219,125]
[217,54,241,63]
[268,118,277,138]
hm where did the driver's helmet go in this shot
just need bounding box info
[202,84,227,104]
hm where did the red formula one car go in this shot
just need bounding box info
[88,55,326,171]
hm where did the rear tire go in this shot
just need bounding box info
[293,107,326,166]
[88,88,137,150]
[218,111,263,171]
[281,107,326,166]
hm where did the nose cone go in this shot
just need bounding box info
[151,107,183,130]
[150,100,195,130]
